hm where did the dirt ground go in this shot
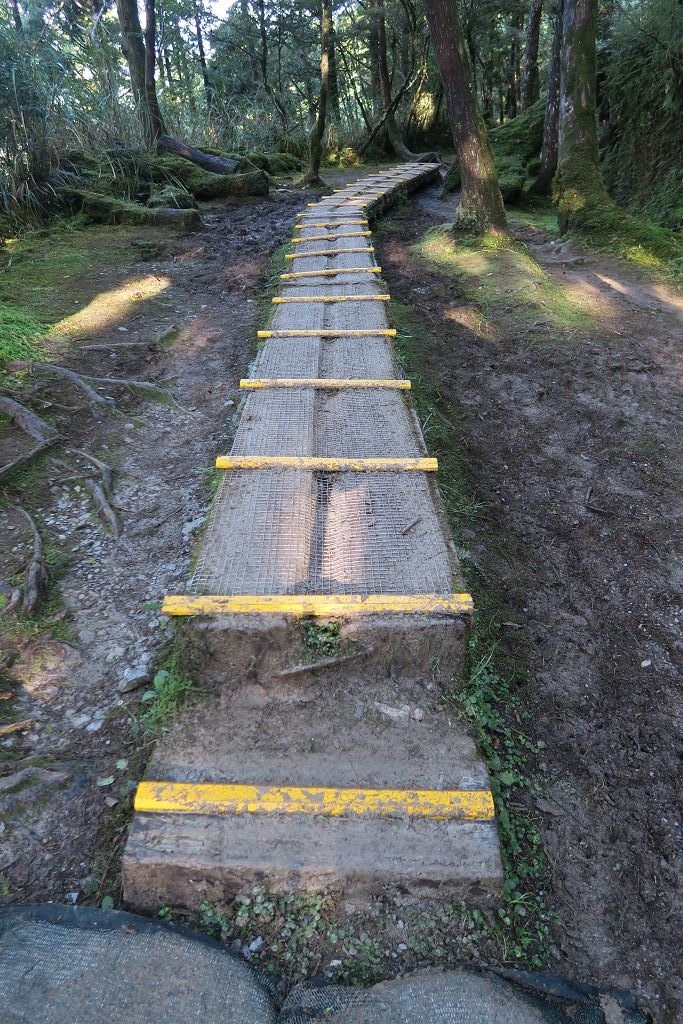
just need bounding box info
[375,187,682,1022]
[1,173,681,1021]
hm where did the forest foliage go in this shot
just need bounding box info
[0,0,681,235]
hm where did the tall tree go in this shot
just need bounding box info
[116,0,165,144]
[555,0,611,230]
[520,0,543,109]
[536,0,563,192]
[303,0,331,184]
[193,0,214,112]
[375,0,412,158]
[424,0,507,233]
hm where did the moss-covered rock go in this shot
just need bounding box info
[76,190,201,230]
[267,152,303,174]
[148,157,269,199]
[147,186,198,210]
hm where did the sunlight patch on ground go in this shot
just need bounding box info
[55,274,171,337]
[414,227,603,340]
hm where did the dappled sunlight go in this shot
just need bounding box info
[415,227,602,336]
[443,305,494,340]
[55,273,171,338]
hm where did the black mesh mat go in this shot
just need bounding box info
[0,906,646,1024]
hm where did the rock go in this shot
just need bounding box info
[118,665,152,693]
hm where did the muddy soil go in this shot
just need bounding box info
[0,187,306,906]
[375,187,682,1022]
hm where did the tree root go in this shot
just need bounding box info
[16,507,48,615]
[0,395,60,442]
[0,438,59,482]
[53,456,119,538]
[9,361,187,412]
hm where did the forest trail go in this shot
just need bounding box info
[122,165,503,909]
[1,172,680,1020]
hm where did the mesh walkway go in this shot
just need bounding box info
[122,165,501,911]
[184,163,464,601]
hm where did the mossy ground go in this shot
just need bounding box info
[413,225,595,340]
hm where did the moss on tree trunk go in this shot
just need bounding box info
[555,0,613,232]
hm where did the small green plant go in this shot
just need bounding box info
[139,652,197,730]
[299,618,341,658]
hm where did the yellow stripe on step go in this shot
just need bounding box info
[284,248,374,258]
[161,593,473,618]
[281,267,381,279]
[135,780,493,820]
[215,456,436,471]
[292,232,372,242]
[240,378,410,390]
[257,329,396,338]
[272,295,390,303]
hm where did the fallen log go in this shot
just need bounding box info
[157,135,240,175]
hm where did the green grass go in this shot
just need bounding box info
[413,226,596,340]
[299,619,341,658]
[138,651,197,731]
[0,304,47,364]
[506,204,560,236]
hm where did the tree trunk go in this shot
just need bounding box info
[304,0,331,184]
[367,4,382,119]
[536,0,563,193]
[424,0,507,233]
[506,11,522,118]
[157,136,240,174]
[117,0,164,145]
[520,0,543,109]
[555,0,611,231]
[193,1,214,112]
[375,0,415,158]
[143,0,166,143]
[328,18,341,124]
[116,0,147,109]
[11,0,23,32]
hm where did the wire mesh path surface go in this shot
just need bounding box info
[167,164,470,605]
[122,165,502,907]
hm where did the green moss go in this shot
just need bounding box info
[413,225,595,337]
[146,186,197,210]
[0,305,46,365]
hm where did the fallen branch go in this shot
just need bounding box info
[0,719,34,736]
[0,395,60,442]
[16,507,48,615]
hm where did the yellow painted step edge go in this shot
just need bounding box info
[257,329,396,338]
[272,295,390,303]
[214,456,436,471]
[292,233,372,242]
[280,267,381,279]
[135,781,493,820]
[284,248,374,258]
[161,592,474,618]
[240,378,410,390]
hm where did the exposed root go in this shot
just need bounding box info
[0,395,60,442]
[53,456,119,538]
[9,361,113,410]
[0,438,60,482]
[16,507,48,615]
[67,449,113,493]
[83,477,120,537]
[0,585,21,617]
